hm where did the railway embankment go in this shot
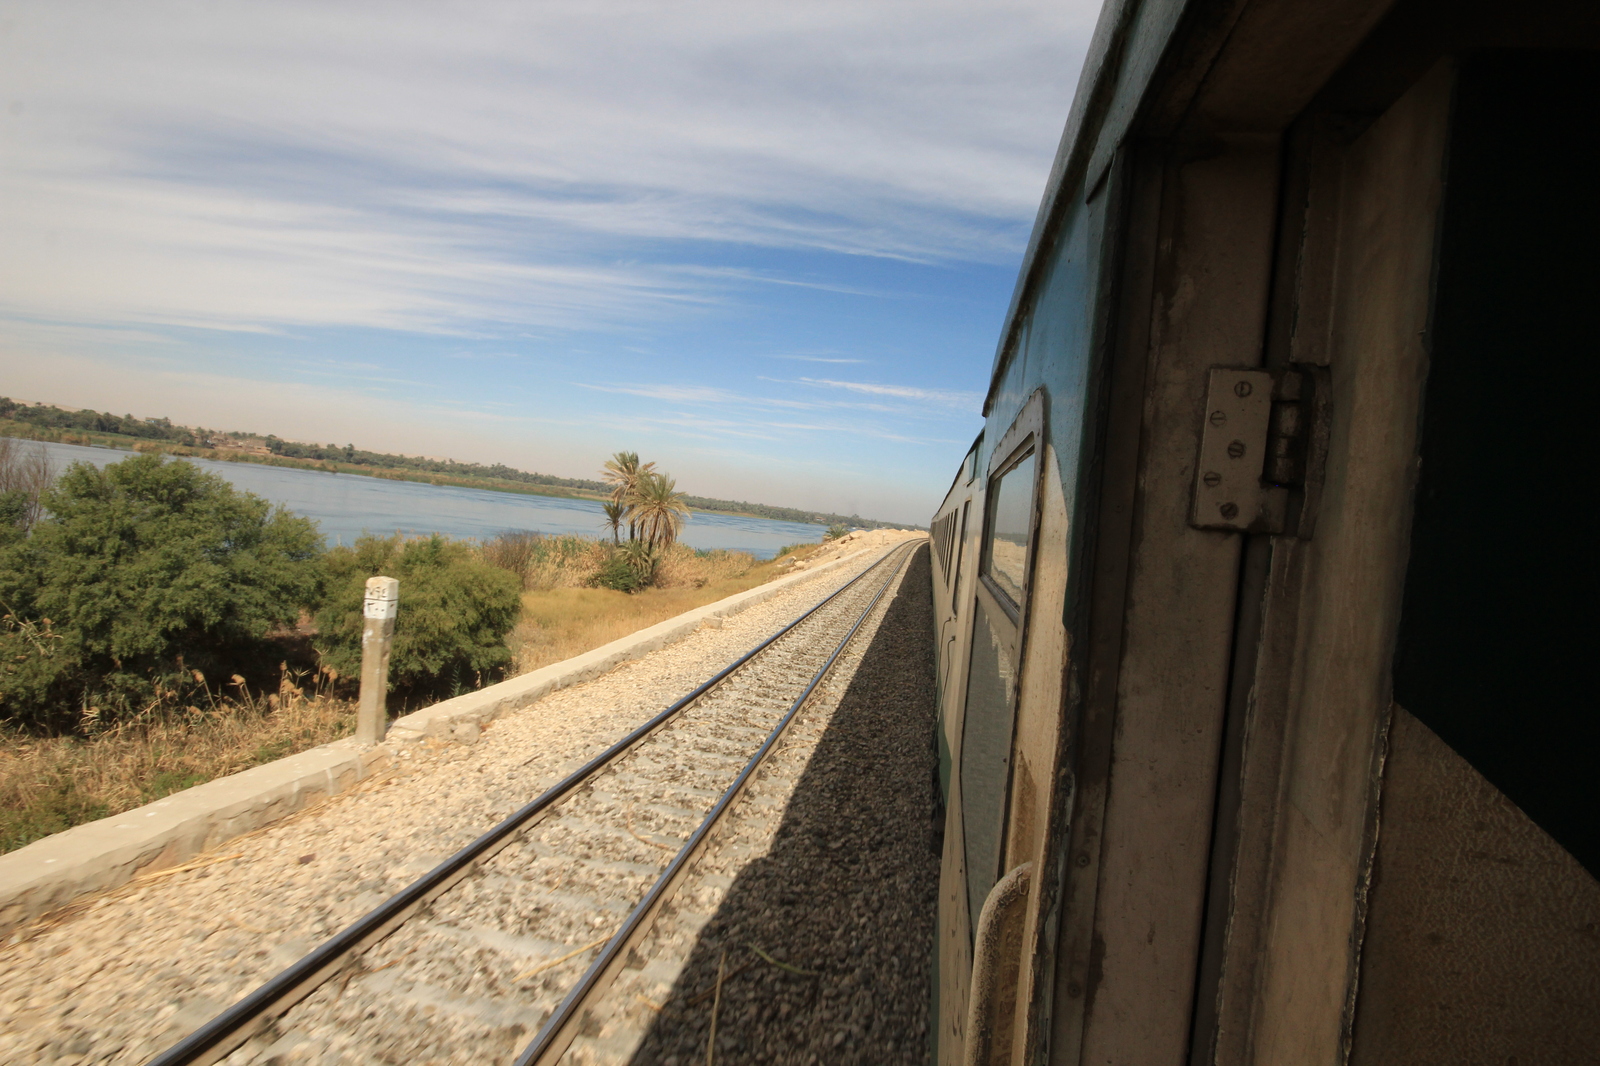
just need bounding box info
[0,535,915,939]
[0,536,925,1065]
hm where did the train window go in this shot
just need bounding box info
[944,512,958,585]
[950,500,970,607]
[954,432,981,487]
[981,447,1036,610]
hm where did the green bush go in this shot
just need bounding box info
[0,490,31,543]
[824,523,850,540]
[591,554,645,592]
[590,540,657,592]
[0,455,324,730]
[314,534,521,699]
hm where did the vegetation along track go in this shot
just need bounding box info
[145,542,916,1066]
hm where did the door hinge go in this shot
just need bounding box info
[1190,366,1324,536]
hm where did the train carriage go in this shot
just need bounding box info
[928,0,1599,1063]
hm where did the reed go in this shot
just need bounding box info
[477,531,611,590]
[0,435,54,529]
[0,668,354,854]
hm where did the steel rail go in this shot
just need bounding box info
[144,545,906,1066]
[515,541,915,1066]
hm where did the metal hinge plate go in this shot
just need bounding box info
[1190,368,1289,534]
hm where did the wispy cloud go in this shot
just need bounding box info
[0,1,1091,337]
[779,376,983,410]
[575,383,751,405]
[566,375,978,454]
[576,379,975,422]
[668,265,896,299]
[766,354,868,364]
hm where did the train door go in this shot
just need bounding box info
[1184,47,1600,1066]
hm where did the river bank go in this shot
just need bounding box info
[11,440,829,557]
[0,419,905,531]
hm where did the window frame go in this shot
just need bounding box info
[951,499,971,609]
[977,390,1047,627]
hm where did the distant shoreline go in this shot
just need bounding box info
[0,396,920,530]
[2,427,857,527]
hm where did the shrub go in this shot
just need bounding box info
[591,554,646,592]
[590,540,658,592]
[315,534,522,699]
[0,455,324,731]
[478,530,543,581]
[824,523,850,540]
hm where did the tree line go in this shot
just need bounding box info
[0,397,199,445]
[261,437,605,492]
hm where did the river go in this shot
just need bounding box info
[21,441,828,559]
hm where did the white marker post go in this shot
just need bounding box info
[357,576,399,745]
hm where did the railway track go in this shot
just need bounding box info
[147,541,916,1066]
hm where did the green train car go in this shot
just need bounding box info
[928,0,1598,1063]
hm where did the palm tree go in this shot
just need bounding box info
[601,500,625,544]
[630,471,691,549]
[600,451,655,541]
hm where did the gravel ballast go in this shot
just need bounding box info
[0,540,923,1066]
[618,543,940,1066]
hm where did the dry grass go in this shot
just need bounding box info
[477,531,606,590]
[476,530,819,595]
[0,672,355,854]
[507,542,825,674]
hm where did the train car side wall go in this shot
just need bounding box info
[930,155,1125,1064]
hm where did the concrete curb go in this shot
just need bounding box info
[384,546,874,744]
[0,546,878,936]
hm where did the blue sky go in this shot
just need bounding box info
[0,1,1096,524]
